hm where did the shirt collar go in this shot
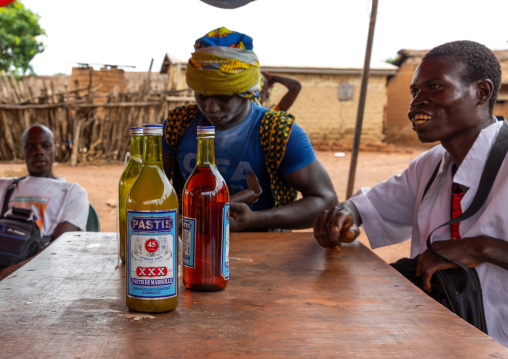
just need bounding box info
[451,120,503,188]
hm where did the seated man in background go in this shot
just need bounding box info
[0,124,89,241]
[260,72,301,112]
[163,27,337,232]
[313,40,508,347]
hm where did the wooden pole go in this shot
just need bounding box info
[346,0,378,199]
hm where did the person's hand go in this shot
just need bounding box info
[229,202,255,232]
[230,172,262,204]
[313,201,361,251]
[416,237,484,292]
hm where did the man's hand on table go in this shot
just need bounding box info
[313,200,361,251]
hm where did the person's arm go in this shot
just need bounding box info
[56,184,88,237]
[264,73,301,112]
[416,236,508,291]
[53,221,80,239]
[229,158,338,231]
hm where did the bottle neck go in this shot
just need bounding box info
[130,135,143,158]
[143,135,163,166]
[196,137,215,166]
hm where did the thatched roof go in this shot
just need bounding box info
[160,54,172,74]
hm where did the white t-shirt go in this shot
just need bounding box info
[351,120,508,347]
[0,176,89,237]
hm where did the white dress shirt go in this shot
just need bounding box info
[0,176,89,237]
[351,120,508,347]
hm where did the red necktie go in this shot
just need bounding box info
[451,183,466,239]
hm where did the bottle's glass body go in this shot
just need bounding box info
[118,127,143,263]
[182,126,230,291]
[126,124,179,313]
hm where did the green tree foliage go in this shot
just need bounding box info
[0,1,45,75]
[385,57,397,65]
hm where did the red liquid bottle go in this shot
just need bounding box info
[182,126,230,291]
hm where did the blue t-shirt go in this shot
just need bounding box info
[162,102,316,210]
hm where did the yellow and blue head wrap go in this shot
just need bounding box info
[186,27,262,101]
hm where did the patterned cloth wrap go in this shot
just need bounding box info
[164,105,298,210]
[186,27,262,101]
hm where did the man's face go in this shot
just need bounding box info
[408,56,480,145]
[23,126,56,177]
[194,92,251,131]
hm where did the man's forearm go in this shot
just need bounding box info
[249,193,338,230]
[480,236,508,270]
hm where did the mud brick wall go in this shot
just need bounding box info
[385,57,422,146]
[17,73,169,99]
[69,67,127,98]
[266,71,390,151]
[68,67,128,119]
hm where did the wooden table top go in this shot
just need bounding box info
[1,231,507,358]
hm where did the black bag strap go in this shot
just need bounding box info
[1,176,51,245]
[422,161,441,200]
[425,120,508,280]
[1,176,27,217]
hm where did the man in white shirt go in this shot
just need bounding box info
[313,40,508,347]
[0,124,89,239]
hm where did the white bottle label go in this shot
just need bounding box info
[222,203,230,279]
[182,217,196,268]
[127,210,177,299]
[182,206,229,279]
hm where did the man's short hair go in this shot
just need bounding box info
[21,124,55,146]
[422,40,501,116]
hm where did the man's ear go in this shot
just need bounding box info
[477,79,494,105]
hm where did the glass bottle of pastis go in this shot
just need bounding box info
[126,124,179,312]
[182,126,230,291]
[118,127,143,263]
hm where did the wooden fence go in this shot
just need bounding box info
[0,73,194,165]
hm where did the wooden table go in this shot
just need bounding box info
[1,232,507,358]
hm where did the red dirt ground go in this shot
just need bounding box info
[0,147,427,264]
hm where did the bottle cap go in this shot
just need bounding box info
[130,127,143,136]
[197,126,215,137]
[143,124,163,136]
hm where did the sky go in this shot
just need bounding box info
[19,0,508,76]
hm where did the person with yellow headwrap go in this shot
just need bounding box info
[162,27,337,232]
